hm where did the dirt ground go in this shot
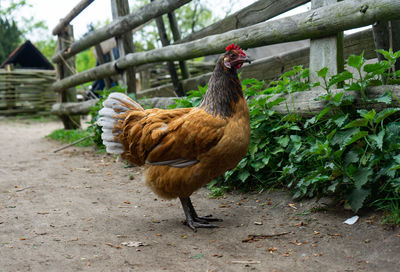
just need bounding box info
[0,118,399,272]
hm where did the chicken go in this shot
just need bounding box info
[98,44,251,231]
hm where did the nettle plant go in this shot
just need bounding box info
[173,50,400,224]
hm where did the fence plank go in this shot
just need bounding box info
[51,0,400,93]
[111,0,137,94]
[56,25,81,129]
[179,0,310,44]
[309,0,344,88]
[136,29,375,99]
[52,0,95,35]
[154,13,184,96]
[52,0,191,64]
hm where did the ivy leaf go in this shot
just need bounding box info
[353,167,373,189]
[346,188,370,213]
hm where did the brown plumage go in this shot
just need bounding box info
[98,44,251,231]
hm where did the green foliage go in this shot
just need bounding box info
[76,49,96,73]
[171,51,400,223]
[0,17,22,62]
[131,0,215,51]
[34,39,57,61]
[47,129,94,147]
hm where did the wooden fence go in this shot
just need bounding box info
[0,66,56,116]
[50,0,400,129]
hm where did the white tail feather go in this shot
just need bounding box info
[97,92,142,154]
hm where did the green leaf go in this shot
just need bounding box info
[373,93,392,104]
[238,170,250,182]
[317,67,328,78]
[374,108,400,123]
[368,130,385,150]
[343,118,368,129]
[316,106,331,121]
[347,53,365,70]
[346,188,370,213]
[333,114,348,128]
[358,109,376,121]
[328,71,353,87]
[363,61,391,74]
[275,135,290,147]
[345,150,359,166]
[353,167,373,189]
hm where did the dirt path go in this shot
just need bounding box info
[0,118,399,272]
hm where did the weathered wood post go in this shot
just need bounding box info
[309,0,344,89]
[154,14,184,96]
[111,0,137,95]
[373,20,400,75]
[167,12,190,80]
[56,25,81,129]
[94,44,112,89]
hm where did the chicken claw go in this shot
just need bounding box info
[180,197,222,232]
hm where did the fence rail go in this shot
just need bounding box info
[51,0,400,93]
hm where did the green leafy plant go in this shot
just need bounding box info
[171,51,400,224]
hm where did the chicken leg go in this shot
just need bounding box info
[179,197,222,231]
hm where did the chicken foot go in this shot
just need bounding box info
[179,197,222,231]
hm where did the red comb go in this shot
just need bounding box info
[226,44,241,52]
[225,44,246,56]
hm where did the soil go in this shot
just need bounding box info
[0,118,399,272]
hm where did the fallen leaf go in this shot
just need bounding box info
[268,247,277,253]
[254,221,263,225]
[124,201,131,204]
[219,204,231,208]
[396,234,400,237]
[212,254,223,258]
[156,233,162,237]
[288,203,297,209]
[283,253,291,257]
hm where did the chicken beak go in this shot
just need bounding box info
[239,55,252,64]
[244,56,252,64]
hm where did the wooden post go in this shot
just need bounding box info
[94,44,112,89]
[154,14,184,96]
[167,12,190,80]
[373,20,400,71]
[56,24,81,129]
[309,0,344,89]
[111,0,136,95]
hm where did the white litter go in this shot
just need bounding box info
[344,215,359,225]
[121,241,148,247]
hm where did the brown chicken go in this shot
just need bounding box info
[98,44,251,231]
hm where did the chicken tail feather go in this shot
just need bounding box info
[97,92,143,154]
